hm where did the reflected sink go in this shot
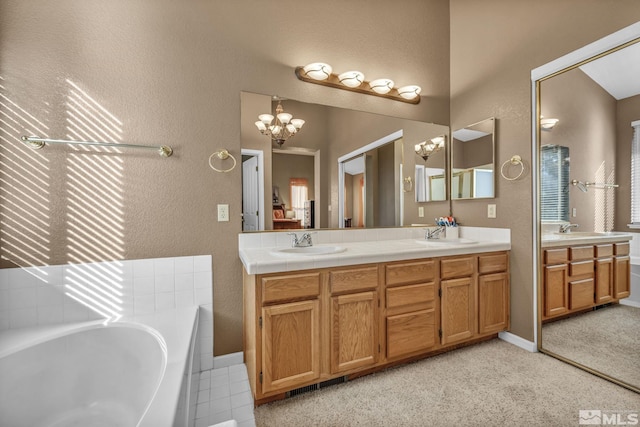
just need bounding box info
[270,246,346,257]
[552,232,608,237]
[415,238,478,246]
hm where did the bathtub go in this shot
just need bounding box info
[0,306,200,427]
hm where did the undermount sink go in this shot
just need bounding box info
[553,231,608,237]
[415,238,478,246]
[270,245,346,257]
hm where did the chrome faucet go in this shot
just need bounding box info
[425,226,446,240]
[288,232,313,247]
[559,223,579,233]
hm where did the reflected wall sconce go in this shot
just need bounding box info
[414,136,445,161]
[296,62,421,104]
[254,100,305,147]
[540,117,559,131]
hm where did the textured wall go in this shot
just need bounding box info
[0,0,450,355]
[450,0,640,341]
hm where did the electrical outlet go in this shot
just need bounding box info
[572,207,577,217]
[418,206,424,217]
[217,204,229,222]
[487,204,497,218]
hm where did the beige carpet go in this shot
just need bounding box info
[542,304,640,388]
[254,339,639,427]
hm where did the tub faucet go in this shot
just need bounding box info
[559,223,579,233]
[288,232,313,247]
[425,226,446,240]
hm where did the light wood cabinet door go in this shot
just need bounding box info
[387,309,437,359]
[544,264,568,317]
[478,272,509,334]
[569,278,595,310]
[261,300,320,393]
[614,256,631,299]
[595,258,614,304]
[441,277,475,345]
[331,291,378,374]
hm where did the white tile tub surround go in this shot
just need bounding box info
[0,255,215,368]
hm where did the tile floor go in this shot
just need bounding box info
[195,364,256,427]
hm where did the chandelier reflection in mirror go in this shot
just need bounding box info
[254,100,305,147]
[415,136,445,161]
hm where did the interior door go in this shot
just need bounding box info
[242,156,259,231]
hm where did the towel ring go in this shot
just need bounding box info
[500,155,525,181]
[209,149,237,173]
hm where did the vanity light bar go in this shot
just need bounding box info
[295,64,421,104]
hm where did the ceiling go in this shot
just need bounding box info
[579,41,640,100]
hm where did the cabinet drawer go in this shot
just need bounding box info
[570,246,594,261]
[545,248,568,265]
[386,282,435,310]
[569,260,594,277]
[261,273,321,304]
[595,244,613,258]
[569,278,594,310]
[440,256,475,279]
[615,243,630,256]
[478,253,508,274]
[386,309,436,359]
[330,266,378,294]
[386,260,435,286]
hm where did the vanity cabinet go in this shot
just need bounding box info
[259,273,321,394]
[244,251,510,404]
[384,260,438,359]
[478,253,510,334]
[594,245,614,304]
[440,256,475,345]
[614,243,631,299]
[542,241,631,321]
[329,266,379,374]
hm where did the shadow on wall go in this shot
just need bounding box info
[1,77,127,319]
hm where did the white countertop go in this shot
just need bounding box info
[239,237,510,275]
[541,231,633,248]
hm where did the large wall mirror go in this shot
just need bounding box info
[450,117,495,200]
[240,91,449,231]
[533,23,640,393]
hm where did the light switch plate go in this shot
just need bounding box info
[487,204,496,218]
[217,204,229,222]
[418,206,424,217]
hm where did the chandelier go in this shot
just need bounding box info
[254,101,305,147]
[415,136,445,161]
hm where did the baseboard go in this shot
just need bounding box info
[620,299,640,308]
[499,331,537,352]
[213,351,244,369]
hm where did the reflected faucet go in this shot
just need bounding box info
[559,223,579,233]
[288,232,313,247]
